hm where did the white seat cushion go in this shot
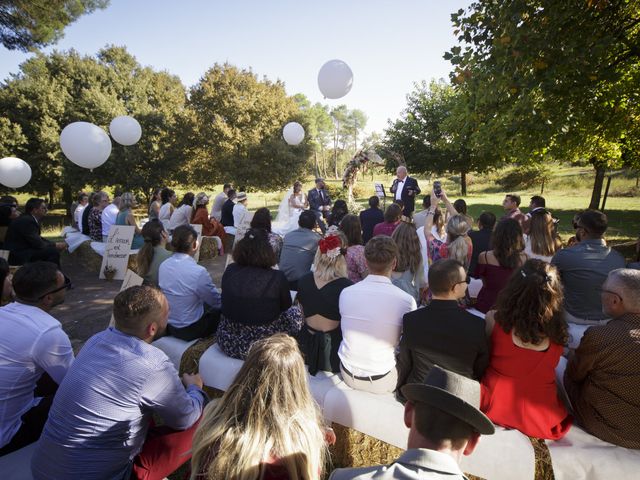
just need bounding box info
[199,343,244,392]
[152,337,199,371]
[0,441,37,480]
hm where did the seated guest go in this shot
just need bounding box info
[220,188,236,230]
[216,229,303,359]
[115,192,144,249]
[372,202,402,237]
[475,218,527,313]
[32,286,206,479]
[168,192,195,232]
[136,220,171,286]
[147,188,162,221]
[0,262,73,456]
[339,214,368,283]
[210,183,231,221]
[338,236,417,394]
[250,207,282,261]
[0,258,13,305]
[80,192,95,235]
[359,195,384,244]
[297,233,353,375]
[330,366,495,480]
[412,196,431,230]
[468,211,496,277]
[501,193,526,226]
[551,209,625,348]
[279,210,321,290]
[396,259,489,403]
[524,209,562,262]
[88,192,109,241]
[158,187,177,228]
[72,192,88,229]
[192,334,330,479]
[391,222,425,302]
[564,268,640,449]
[4,198,67,266]
[328,199,349,227]
[425,189,471,270]
[101,194,121,241]
[191,192,226,240]
[159,225,221,340]
[522,194,547,234]
[0,195,19,227]
[232,191,250,240]
[481,259,572,440]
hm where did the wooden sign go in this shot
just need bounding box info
[108,269,144,327]
[190,224,203,262]
[100,225,135,280]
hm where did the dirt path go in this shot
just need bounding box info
[56,253,227,353]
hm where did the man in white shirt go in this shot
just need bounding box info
[338,235,417,394]
[0,261,73,456]
[210,183,231,221]
[72,192,88,229]
[390,166,421,217]
[101,194,121,241]
[159,225,221,341]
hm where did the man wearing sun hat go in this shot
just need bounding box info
[329,366,495,479]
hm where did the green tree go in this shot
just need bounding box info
[293,94,334,177]
[187,64,310,191]
[447,0,640,208]
[0,0,109,51]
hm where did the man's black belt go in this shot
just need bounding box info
[341,363,390,381]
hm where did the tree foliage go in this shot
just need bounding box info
[447,0,640,207]
[0,0,109,51]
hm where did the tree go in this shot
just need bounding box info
[187,64,310,191]
[447,0,640,208]
[293,94,334,177]
[0,0,109,51]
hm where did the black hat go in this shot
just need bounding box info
[400,366,495,435]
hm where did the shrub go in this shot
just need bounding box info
[497,164,551,191]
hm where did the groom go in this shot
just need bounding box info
[308,178,331,233]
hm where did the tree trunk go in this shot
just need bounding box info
[48,187,55,208]
[588,160,606,210]
[460,170,467,196]
[314,151,320,178]
[62,185,73,215]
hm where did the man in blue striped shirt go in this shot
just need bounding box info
[32,286,207,480]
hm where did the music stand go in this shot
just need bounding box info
[374,183,387,208]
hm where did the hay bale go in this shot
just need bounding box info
[329,423,403,469]
[68,241,140,275]
[179,336,217,377]
[199,236,219,261]
[529,437,555,480]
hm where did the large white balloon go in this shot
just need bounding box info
[283,122,305,146]
[0,157,31,188]
[109,115,142,146]
[60,122,112,170]
[317,59,354,99]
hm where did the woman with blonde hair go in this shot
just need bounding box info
[136,220,171,286]
[115,192,144,249]
[525,210,562,262]
[481,259,571,439]
[390,222,425,302]
[296,232,353,374]
[191,334,330,480]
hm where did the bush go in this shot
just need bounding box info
[497,164,551,191]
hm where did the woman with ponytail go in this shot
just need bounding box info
[136,220,171,286]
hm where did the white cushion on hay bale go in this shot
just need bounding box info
[0,441,37,480]
[152,336,199,370]
[90,242,139,257]
[61,226,90,253]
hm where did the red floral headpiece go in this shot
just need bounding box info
[318,235,342,258]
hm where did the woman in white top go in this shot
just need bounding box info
[168,192,194,232]
[524,210,562,262]
[158,188,177,229]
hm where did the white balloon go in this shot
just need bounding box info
[109,115,142,146]
[0,157,31,188]
[283,122,305,146]
[317,59,354,99]
[60,122,112,170]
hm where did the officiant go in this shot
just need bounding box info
[308,178,331,233]
[390,166,421,217]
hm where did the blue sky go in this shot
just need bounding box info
[0,0,472,135]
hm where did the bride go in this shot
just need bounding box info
[273,181,309,236]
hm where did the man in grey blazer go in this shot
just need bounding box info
[329,366,495,480]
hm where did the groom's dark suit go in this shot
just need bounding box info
[390,176,421,217]
[308,187,331,233]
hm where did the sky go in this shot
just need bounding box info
[0,0,473,136]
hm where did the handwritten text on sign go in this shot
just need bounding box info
[99,225,135,280]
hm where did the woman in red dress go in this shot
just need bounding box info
[481,259,572,440]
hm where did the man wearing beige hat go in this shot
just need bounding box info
[329,366,495,479]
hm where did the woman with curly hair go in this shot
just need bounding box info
[296,232,353,375]
[481,259,572,440]
[390,222,424,302]
[251,207,283,261]
[339,214,368,282]
[524,210,562,262]
[327,199,349,228]
[475,218,528,313]
[191,334,331,480]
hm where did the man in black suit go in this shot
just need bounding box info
[4,198,67,267]
[389,166,420,217]
[395,259,489,403]
[468,211,496,277]
[308,178,331,233]
[359,196,384,244]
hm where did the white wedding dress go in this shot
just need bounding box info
[272,188,307,236]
